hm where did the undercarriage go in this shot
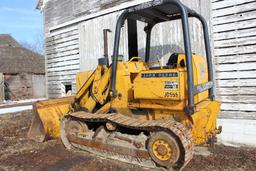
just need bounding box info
[61,112,194,170]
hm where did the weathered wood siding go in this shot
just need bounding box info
[79,11,129,71]
[43,0,212,98]
[43,0,132,36]
[45,27,79,98]
[78,0,211,71]
[43,0,133,98]
[212,0,256,119]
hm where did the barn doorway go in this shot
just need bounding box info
[4,80,10,101]
[61,82,73,97]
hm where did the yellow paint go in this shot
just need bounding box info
[29,54,221,146]
[112,54,220,145]
[152,140,172,161]
[95,102,111,114]
[191,100,221,145]
[28,97,74,140]
[72,70,95,110]
[92,65,111,105]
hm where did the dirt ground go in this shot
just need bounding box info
[0,110,255,171]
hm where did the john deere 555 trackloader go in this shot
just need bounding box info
[28,0,221,170]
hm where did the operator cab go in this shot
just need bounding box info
[111,0,215,115]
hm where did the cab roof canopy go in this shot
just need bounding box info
[126,0,198,24]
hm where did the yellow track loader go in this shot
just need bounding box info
[28,0,221,170]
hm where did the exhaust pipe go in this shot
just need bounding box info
[103,29,111,66]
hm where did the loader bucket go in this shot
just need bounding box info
[28,97,74,142]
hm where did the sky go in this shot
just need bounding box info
[0,0,43,45]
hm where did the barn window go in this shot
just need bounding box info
[65,84,72,94]
[61,82,73,96]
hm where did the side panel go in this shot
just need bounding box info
[133,54,209,104]
[134,69,184,100]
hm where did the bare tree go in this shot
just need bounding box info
[20,31,44,55]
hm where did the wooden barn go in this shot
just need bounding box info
[37,0,256,145]
[0,34,46,101]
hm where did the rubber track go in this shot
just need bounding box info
[69,112,194,170]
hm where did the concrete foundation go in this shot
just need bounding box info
[217,119,256,147]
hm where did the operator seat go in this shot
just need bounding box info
[166,53,179,68]
[166,53,186,69]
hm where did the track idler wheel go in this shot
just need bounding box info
[61,117,89,150]
[66,119,88,136]
[147,132,181,169]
